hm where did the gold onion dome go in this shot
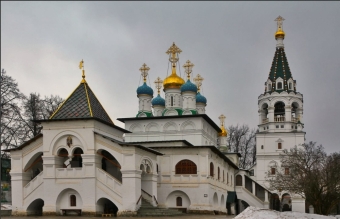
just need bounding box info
[219,126,228,137]
[163,69,185,89]
[163,42,185,90]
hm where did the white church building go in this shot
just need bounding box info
[6,16,306,216]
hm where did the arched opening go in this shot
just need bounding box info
[238,199,250,214]
[175,159,197,174]
[218,167,220,180]
[261,103,269,123]
[270,193,280,211]
[56,188,83,215]
[236,175,243,186]
[291,102,299,122]
[213,192,218,206]
[27,198,44,216]
[176,197,182,206]
[71,148,83,168]
[166,190,191,212]
[96,198,119,216]
[221,194,225,207]
[24,152,43,181]
[281,193,292,212]
[274,102,285,122]
[210,162,214,178]
[58,148,69,168]
[99,150,122,182]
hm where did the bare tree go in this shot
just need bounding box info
[267,141,340,215]
[41,95,64,119]
[0,69,25,157]
[227,124,256,169]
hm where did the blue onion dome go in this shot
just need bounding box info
[151,94,165,106]
[137,82,154,96]
[180,79,198,93]
[196,92,207,104]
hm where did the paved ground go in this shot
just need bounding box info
[2,215,235,219]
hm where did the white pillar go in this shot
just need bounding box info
[10,172,31,216]
[252,181,256,196]
[285,106,292,122]
[119,170,142,216]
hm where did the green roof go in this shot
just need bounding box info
[267,47,294,93]
[50,82,113,124]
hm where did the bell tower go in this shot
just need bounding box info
[253,16,306,212]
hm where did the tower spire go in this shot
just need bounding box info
[79,59,86,83]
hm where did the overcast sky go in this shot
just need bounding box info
[1,2,340,153]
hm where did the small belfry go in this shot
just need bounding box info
[136,63,154,117]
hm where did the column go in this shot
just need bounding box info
[268,106,274,122]
[252,181,256,196]
[285,105,292,122]
[264,190,269,208]
[119,170,142,216]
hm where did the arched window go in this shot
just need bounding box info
[277,82,283,89]
[278,143,282,149]
[218,167,220,180]
[210,162,214,177]
[175,160,197,174]
[176,197,182,206]
[223,170,225,182]
[236,175,242,186]
[289,83,292,90]
[171,96,173,106]
[70,195,76,206]
[227,172,229,184]
[285,168,290,175]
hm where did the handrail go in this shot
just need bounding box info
[136,195,142,205]
[153,196,158,205]
[141,189,152,197]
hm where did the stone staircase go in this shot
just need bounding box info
[137,198,183,217]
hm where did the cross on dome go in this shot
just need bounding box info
[166,42,182,65]
[154,77,163,94]
[219,114,226,127]
[139,63,150,83]
[194,74,204,92]
[183,60,194,80]
[79,59,86,83]
[275,16,285,30]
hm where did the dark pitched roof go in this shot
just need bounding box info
[117,114,222,132]
[49,82,113,124]
[267,47,294,93]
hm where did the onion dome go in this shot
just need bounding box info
[152,94,165,106]
[218,126,228,137]
[181,79,197,93]
[137,82,154,96]
[163,69,185,89]
[196,92,207,104]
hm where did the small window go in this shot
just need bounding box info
[289,83,292,90]
[231,175,233,186]
[268,84,271,91]
[261,145,264,149]
[70,195,76,206]
[223,171,225,182]
[276,125,279,128]
[218,167,220,180]
[176,197,182,206]
[277,82,283,89]
[281,125,284,128]
[291,126,293,129]
[249,169,254,176]
[210,162,214,177]
[264,127,266,130]
[236,175,242,186]
[171,96,173,106]
[285,168,290,175]
[278,143,282,149]
[227,173,229,184]
[271,168,276,175]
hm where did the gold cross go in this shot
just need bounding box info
[154,77,163,94]
[275,16,285,30]
[183,60,194,79]
[79,59,86,83]
[218,114,226,127]
[166,42,182,65]
[193,74,204,92]
[139,63,150,82]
